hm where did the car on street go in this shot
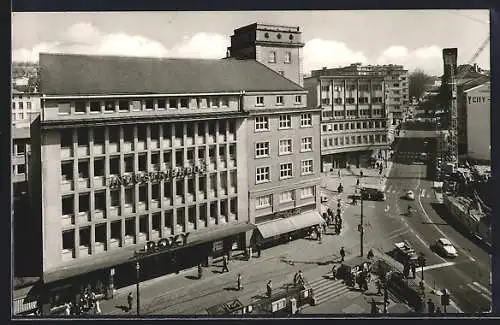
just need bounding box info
[394,241,419,263]
[432,238,458,258]
[361,187,386,201]
[406,190,415,200]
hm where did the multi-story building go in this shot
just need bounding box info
[462,81,491,162]
[227,23,305,86]
[12,89,40,129]
[29,52,320,311]
[311,64,409,131]
[304,75,391,171]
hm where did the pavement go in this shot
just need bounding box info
[94,159,411,316]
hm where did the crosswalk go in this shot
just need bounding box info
[308,277,353,305]
[384,186,432,199]
[463,282,492,302]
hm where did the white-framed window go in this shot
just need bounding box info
[279,139,292,155]
[284,51,292,64]
[280,162,293,179]
[256,194,272,209]
[300,113,313,127]
[276,96,284,105]
[256,96,264,106]
[279,190,294,203]
[19,102,23,110]
[255,141,270,158]
[268,51,277,63]
[12,102,16,110]
[300,186,314,198]
[27,102,32,110]
[256,166,270,184]
[301,159,313,175]
[255,116,269,131]
[295,95,302,104]
[279,114,292,129]
[301,137,313,152]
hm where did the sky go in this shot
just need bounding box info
[12,10,490,76]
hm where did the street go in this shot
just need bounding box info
[358,123,492,313]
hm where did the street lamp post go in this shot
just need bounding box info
[359,189,364,257]
[136,260,141,316]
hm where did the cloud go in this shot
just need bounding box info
[303,38,368,73]
[12,21,228,63]
[375,45,443,74]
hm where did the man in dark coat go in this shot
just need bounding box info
[222,255,229,273]
[340,246,346,262]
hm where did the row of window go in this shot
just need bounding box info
[255,137,313,158]
[13,164,26,176]
[12,101,33,110]
[322,109,386,120]
[58,97,233,115]
[255,95,302,106]
[268,51,292,64]
[255,113,312,131]
[255,186,315,209]
[321,84,383,92]
[321,120,387,132]
[322,134,388,148]
[321,97,383,105]
[255,160,314,184]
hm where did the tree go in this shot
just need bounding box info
[409,69,434,100]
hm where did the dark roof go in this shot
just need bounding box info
[459,75,490,91]
[39,53,303,96]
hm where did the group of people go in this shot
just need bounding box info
[60,289,102,316]
[322,205,343,235]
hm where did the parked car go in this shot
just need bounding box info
[406,190,415,201]
[394,241,419,263]
[432,238,458,258]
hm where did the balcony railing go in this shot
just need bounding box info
[174,195,184,205]
[186,137,194,146]
[208,188,216,198]
[162,138,172,148]
[208,160,216,171]
[175,224,184,233]
[197,190,206,200]
[163,197,172,207]
[228,213,236,222]
[228,133,235,142]
[174,138,183,147]
[77,146,89,156]
[137,201,147,212]
[163,227,172,237]
[109,238,120,249]
[219,159,227,169]
[108,143,119,154]
[109,206,120,218]
[123,204,134,214]
[150,139,159,149]
[196,136,205,145]
[229,185,237,195]
[93,144,104,155]
[77,211,90,224]
[122,142,133,152]
[94,242,105,254]
[93,176,105,188]
[61,180,73,192]
[217,134,226,143]
[94,209,105,220]
[124,235,135,246]
[150,199,160,209]
[207,135,215,144]
[61,147,72,159]
[187,222,195,231]
[208,217,217,226]
[229,159,236,168]
[79,245,90,257]
[137,232,147,243]
[61,214,74,227]
[151,229,160,240]
[61,249,74,261]
[186,193,195,203]
[137,141,146,151]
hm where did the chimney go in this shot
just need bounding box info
[473,63,478,72]
[322,67,327,70]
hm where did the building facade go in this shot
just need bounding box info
[311,63,409,132]
[227,23,305,86]
[463,82,491,162]
[12,89,40,129]
[304,75,391,171]
[30,52,321,310]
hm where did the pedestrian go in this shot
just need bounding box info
[318,228,322,242]
[331,265,337,280]
[257,244,262,258]
[64,303,71,316]
[338,169,341,178]
[237,273,243,291]
[127,292,133,312]
[222,255,229,273]
[376,279,382,295]
[298,270,304,283]
[266,280,272,297]
[336,224,341,235]
[198,263,203,279]
[435,306,442,314]
[356,178,360,186]
[95,300,102,315]
[338,183,343,193]
[360,170,364,178]
[322,222,327,234]
[411,263,416,279]
[340,246,346,262]
[367,248,374,260]
[293,272,299,286]
[427,298,435,314]
[370,298,378,314]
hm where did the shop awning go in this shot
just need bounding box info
[256,211,324,240]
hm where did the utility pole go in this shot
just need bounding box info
[136,260,141,316]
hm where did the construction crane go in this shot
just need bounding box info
[442,35,489,168]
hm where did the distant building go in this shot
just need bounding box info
[462,81,490,162]
[227,23,305,86]
[12,89,40,129]
[311,63,409,129]
[304,74,390,170]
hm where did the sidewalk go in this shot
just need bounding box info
[99,209,363,315]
